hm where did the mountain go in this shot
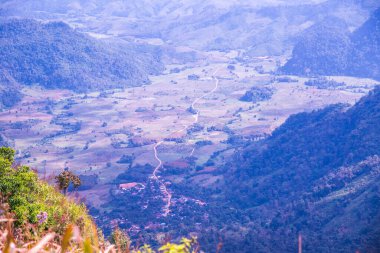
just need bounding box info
[282,7,380,80]
[0,19,164,92]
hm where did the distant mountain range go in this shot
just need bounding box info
[0,19,164,93]
[282,8,380,80]
[1,0,379,55]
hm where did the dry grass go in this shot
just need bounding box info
[0,218,200,253]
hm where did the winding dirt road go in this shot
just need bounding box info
[152,68,220,217]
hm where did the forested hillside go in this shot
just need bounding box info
[220,87,380,252]
[282,8,380,80]
[0,19,163,92]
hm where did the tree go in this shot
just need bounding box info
[55,170,81,194]
[110,227,131,252]
[0,147,15,164]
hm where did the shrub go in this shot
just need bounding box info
[0,147,94,239]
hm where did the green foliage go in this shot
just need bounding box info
[0,147,94,239]
[0,147,15,164]
[133,237,199,253]
[158,237,199,253]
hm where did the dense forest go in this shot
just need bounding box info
[0,19,164,92]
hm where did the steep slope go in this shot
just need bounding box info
[282,7,380,80]
[0,19,163,92]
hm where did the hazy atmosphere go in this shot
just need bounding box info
[0,0,380,252]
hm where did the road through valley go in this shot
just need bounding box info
[151,68,220,217]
